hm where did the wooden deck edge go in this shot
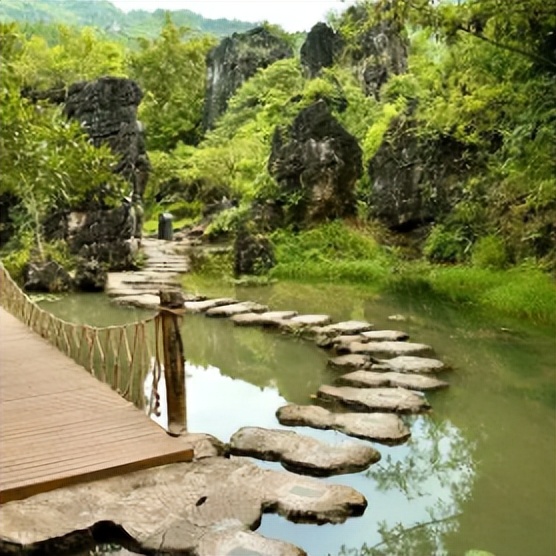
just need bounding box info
[0,447,194,504]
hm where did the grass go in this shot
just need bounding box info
[269,222,556,326]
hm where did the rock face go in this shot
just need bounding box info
[73,259,107,292]
[342,3,408,98]
[269,100,363,224]
[368,118,473,230]
[300,23,344,78]
[64,77,150,210]
[203,27,293,130]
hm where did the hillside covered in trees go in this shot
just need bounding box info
[0,0,555,323]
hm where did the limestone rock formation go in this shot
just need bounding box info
[268,100,362,225]
[234,230,275,276]
[23,260,72,293]
[300,22,344,78]
[203,27,293,130]
[368,118,473,230]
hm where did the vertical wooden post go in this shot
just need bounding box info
[159,289,187,436]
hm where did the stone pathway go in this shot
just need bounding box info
[2,238,455,554]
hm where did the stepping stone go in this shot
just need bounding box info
[328,354,371,371]
[231,311,297,327]
[184,298,238,313]
[290,314,332,326]
[230,427,380,477]
[317,385,430,413]
[378,355,447,374]
[112,294,159,310]
[276,404,410,445]
[197,530,306,556]
[343,341,433,358]
[316,321,374,337]
[206,302,269,318]
[337,370,449,391]
[361,330,409,342]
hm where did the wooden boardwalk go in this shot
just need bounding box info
[0,307,193,504]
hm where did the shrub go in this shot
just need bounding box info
[471,235,508,269]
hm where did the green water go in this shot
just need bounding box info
[41,280,556,556]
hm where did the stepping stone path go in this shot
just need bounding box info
[97,239,456,555]
[317,385,431,413]
[276,405,410,445]
[230,427,380,477]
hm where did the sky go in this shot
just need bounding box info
[109,0,353,33]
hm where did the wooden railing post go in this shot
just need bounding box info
[159,290,187,436]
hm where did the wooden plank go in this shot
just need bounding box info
[0,307,193,504]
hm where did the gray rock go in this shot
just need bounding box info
[23,260,72,293]
[290,314,332,326]
[379,355,447,374]
[317,385,430,413]
[197,530,306,556]
[328,354,371,371]
[230,427,380,476]
[184,298,238,313]
[231,311,298,327]
[268,100,362,225]
[234,230,275,276]
[338,370,449,392]
[361,330,409,342]
[300,22,344,78]
[0,457,366,554]
[73,258,107,292]
[112,294,160,310]
[343,341,433,358]
[276,405,410,445]
[205,301,269,318]
[318,321,374,336]
[203,27,293,130]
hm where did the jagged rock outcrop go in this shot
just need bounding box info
[73,259,108,292]
[268,100,362,225]
[203,27,293,130]
[300,23,344,78]
[23,260,72,293]
[64,77,150,211]
[368,117,473,230]
[342,4,408,98]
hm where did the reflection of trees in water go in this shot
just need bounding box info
[337,416,476,556]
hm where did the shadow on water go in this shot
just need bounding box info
[41,281,556,556]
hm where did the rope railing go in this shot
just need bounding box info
[0,263,164,412]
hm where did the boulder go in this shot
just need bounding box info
[234,230,275,276]
[203,27,293,130]
[73,259,107,292]
[268,100,363,225]
[300,23,344,78]
[23,260,72,293]
[328,354,371,371]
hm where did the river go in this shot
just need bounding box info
[41,278,556,556]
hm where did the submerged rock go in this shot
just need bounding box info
[317,385,430,413]
[230,426,380,476]
[276,404,410,445]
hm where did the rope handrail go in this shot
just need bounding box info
[0,263,163,411]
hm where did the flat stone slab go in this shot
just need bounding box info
[231,311,298,327]
[197,530,306,556]
[112,294,160,310]
[316,321,374,336]
[230,427,380,477]
[289,314,332,326]
[338,370,449,391]
[276,405,410,445]
[317,385,431,413]
[206,301,269,318]
[377,355,447,373]
[343,341,434,358]
[0,456,366,554]
[361,330,409,342]
[328,354,371,371]
[184,298,238,313]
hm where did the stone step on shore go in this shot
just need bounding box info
[276,405,411,445]
[230,426,380,477]
[317,385,431,414]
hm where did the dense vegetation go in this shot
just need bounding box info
[0,0,554,323]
